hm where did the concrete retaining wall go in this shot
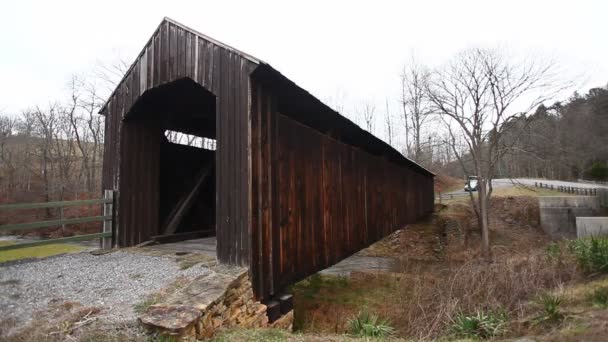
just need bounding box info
[539,196,600,239]
[577,217,608,238]
[598,189,608,209]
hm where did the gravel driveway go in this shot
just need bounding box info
[0,251,211,335]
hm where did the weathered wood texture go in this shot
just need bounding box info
[101,18,434,299]
[250,81,434,298]
[101,19,257,265]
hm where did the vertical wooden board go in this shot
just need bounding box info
[131,60,140,110]
[160,22,168,84]
[231,53,241,265]
[185,32,192,79]
[221,49,232,263]
[270,96,281,290]
[320,138,330,267]
[330,140,341,264]
[259,87,273,293]
[250,82,262,296]
[196,39,204,86]
[178,27,185,78]
[281,119,300,280]
[169,23,176,81]
[191,34,197,79]
[314,132,325,269]
[201,40,210,88]
[152,30,159,87]
[211,45,221,95]
[277,117,288,281]
[145,44,152,92]
[240,60,250,265]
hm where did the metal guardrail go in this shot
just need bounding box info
[0,190,115,252]
[534,182,600,196]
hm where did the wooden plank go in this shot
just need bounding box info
[250,81,262,296]
[0,215,112,232]
[169,23,177,81]
[0,232,112,252]
[240,58,250,265]
[231,52,240,265]
[162,165,211,235]
[0,198,110,210]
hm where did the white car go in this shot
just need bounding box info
[464,176,479,192]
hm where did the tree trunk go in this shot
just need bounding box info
[478,179,491,261]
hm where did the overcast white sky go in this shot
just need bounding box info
[2,0,607,141]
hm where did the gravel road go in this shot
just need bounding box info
[0,251,211,333]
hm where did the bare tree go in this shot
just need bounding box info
[384,99,394,146]
[66,75,105,193]
[427,48,567,261]
[401,57,433,161]
[359,101,376,134]
[93,58,130,96]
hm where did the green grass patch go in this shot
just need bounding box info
[290,273,400,333]
[211,328,288,342]
[134,293,163,314]
[588,286,608,308]
[0,241,84,263]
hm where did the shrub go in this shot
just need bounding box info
[347,311,395,337]
[588,286,608,308]
[569,237,608,274]
[449,310,508,339]
[588,162,608,181]
[534,293,563,324]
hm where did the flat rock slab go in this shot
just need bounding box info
[320,255,395,276]
[164,271,240,311]
[138,264,248,337]
[139,305,201,336]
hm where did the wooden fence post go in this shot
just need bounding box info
[101,190,114,250]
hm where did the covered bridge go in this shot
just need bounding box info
[101,18,434,299]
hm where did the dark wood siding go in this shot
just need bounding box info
[102,18,434,299]
[250,80,434,297]
[101,19,257,266]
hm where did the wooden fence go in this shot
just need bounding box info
[435,192,471,203]
[0,190,115,252]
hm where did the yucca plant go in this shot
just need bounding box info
[449,310,508,339]
[347,311,395,337]
[534,293,564,324]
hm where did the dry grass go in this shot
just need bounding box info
[0,299,146,342]
[391,252,579,339]
[292,194,590,340]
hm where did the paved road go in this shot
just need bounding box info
[446,178,608,196]
[494,178,608,189]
